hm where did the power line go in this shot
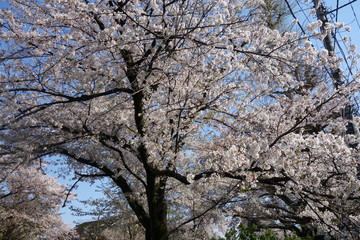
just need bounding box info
[326,12,355,78]
[312,0,358,140]
[333,34,354,77]
[284,0,335,80]
[335,0,339,22]
[326,0,358,14]
[349,1,360,30]
[294,0,313,27]
[284,0,306,34]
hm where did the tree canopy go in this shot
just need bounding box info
[0,0,359,239]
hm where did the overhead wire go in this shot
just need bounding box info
[325,0,358,14]
[283,0,334,79]
[284,0,306,34]
[349,0,360,30]
[284,0,359,131]
[294,0,313,25]
[327,11,355,78]
[348,0,360,112]
[328,0,360,124]
[284,0,358,82]
[294,0,324,50]
[336,0,339,22]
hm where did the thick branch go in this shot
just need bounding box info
[59,148,150,229]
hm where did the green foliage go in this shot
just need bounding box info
[213,224,312,240]
[261,0,287,30]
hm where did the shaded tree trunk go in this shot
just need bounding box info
[146,175,168,240]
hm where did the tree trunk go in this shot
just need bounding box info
[146,176,168,240]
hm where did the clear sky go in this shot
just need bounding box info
[0,0,359,227]
[45,158,106,226]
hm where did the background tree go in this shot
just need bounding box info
[0,166,76,240]
[260,0,290,30]
[72,182,144,240]
[1,0,359,239]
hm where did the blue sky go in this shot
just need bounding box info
[0,0,359,226]
[45,157,106,225]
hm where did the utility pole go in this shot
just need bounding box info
[313,0,358,139]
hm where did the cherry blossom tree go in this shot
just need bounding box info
[0,167,76,240]
[1,0,359,239]
[72,181,145,240]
